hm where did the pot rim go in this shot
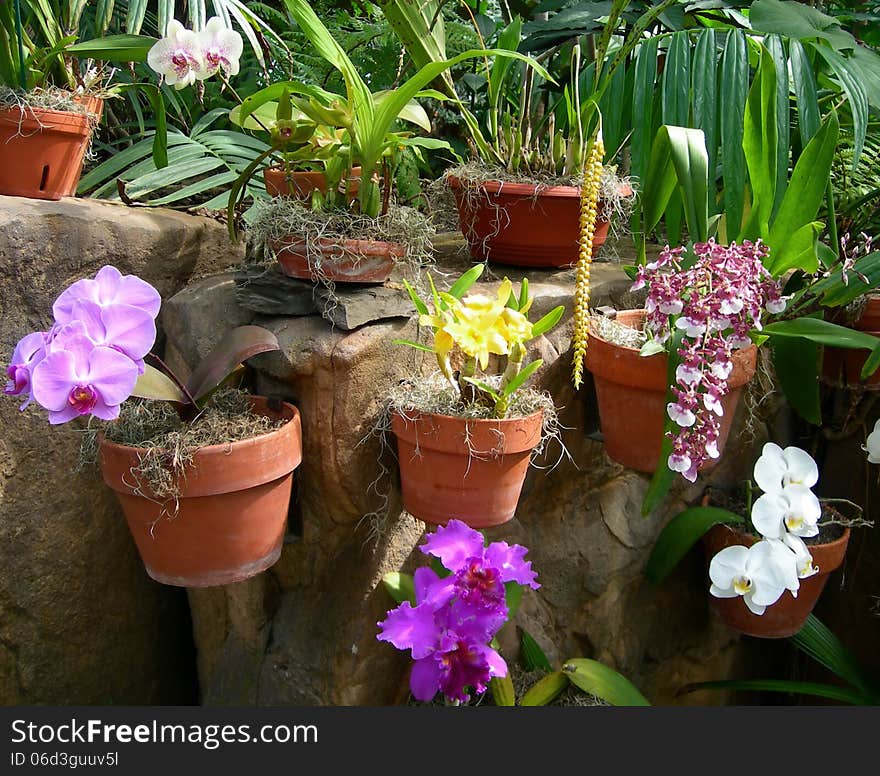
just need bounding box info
[706,520,852,554]
[391,406,545,425]
[0,104,92,131]
[446,173,634,200]
[273,235,406,255]
[98,396,299,457]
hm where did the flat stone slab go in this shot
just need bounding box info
[234,265,318,316]
[314,284,414,330]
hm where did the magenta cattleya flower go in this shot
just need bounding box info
[30,330,139,425]
[377,520,539,703]
[53,265,161,323]
[4,331,48,409]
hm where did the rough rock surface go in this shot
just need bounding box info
[0,195,242,704]
[161,236,773,706]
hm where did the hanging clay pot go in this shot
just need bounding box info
[390,409,543,528]
[0,101,100,200]
[446,174,631,268]
[99,397,302,587]
[702,522,850,638]
[584,309,757,472]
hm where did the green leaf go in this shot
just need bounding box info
[679,679,869,705]
[531,305,565,338]
[401,279,429,316]
[813,45,868,170]
[813,252,880,307]
[631,36,659,186]
[861,344,880,381]
[447,264,485,299]
[765,35,789,219]
[521,630,552,673]
[563,659,651,706]
[763,317,880,350]
[765,111,839,275]
[692,29,718,191]
[720,28,748,239]
[646,506,746,584]
[789,39,820,147]
[381,572,415,605]
[130,365,186,403]
[489,674,516,706]
[504,581,523,619]
[642,328,684,516]
[66,34,157,62]
[770,333,821,425]
[639,340,666,357]
[186,326,281,403]
[662,31,691,126]
[392,339,434,354]
[501,359,543,398]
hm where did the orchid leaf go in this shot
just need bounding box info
[447,264,485,299]
[770,333,821,425]
[393,339,434,354]
[489,674,516,707]
[646,506,746,584]
[462,377,501,403]
[504,581,523,618]
[531,306,565,338]
[401,280,429,316]
[186,326,281,403]
[519,671,569,706]
[861,344,880,381]
[131,365,186,403]
[382,572,416,605]
[678,679,869,705]
[66,34,156,62]
[563,659,651,706]
[501,360,543,399]
[521,630,552,673]
[763,317,880,350]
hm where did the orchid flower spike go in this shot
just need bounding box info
[147,20,207,89]
[709,540,798,615]
[753,443,819,493]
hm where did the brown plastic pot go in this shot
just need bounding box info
[0,104,95,200]
[263,166,362,199]
[584,310,757,472]
[702,522,850,638]
[99,397,303,587]
[273,236,402,284]
[447,174,630,268]
[390,409,543,528]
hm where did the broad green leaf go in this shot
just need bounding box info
[521,630,552,673]
[381,571,415,605]
[765,111,839,275]
[489,674,516,707]
[501,359,543,398]
[66,34,157,62]
[770,333,821,424]
[741,45,778,240]
[692,29,718,192]
[631,36,659,186]
[661,31,690,126]
[447,264,485,298]
[519,671,569,706]
[765,35,789,218]
[186,326,281,403]
[763,317,880,350]
[720,28,748,238]
[861,344,880,381]
[789,39,820,147]
[813,44,868,170]
[563,659,651,706]
[131,365,186,403]
[531,305,565,338]
[646,506,745,584]
[679,679,869,705]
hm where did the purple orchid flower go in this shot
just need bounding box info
[4,331,48,409]
[53,265,161,323]
[377,521,540,703]
[64,299,157,373]
[30,330,139,424]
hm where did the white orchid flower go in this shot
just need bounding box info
[147,20,207,89]
[783,534,819,579]
[753,442,819,494]
[864,419,880,464]
[751,484,821,539]
[709,540,798,615]
[197,17,244,79]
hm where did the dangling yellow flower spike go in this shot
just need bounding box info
[571,132,605,389]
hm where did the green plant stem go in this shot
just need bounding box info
[13,0,27,90]
[495,343,523,418]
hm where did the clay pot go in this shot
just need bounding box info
[273,235,402,284]
[390,409,543,528]
[703,522,850,638]
[447,174,630,268]
[263,166,362,199]
[0,102,97,200]
[99,397,303,587]
[584,309,757,472]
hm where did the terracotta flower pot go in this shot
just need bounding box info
[702,522,850,638]
[584,309,757,472]
[0,103,97,200]
[99,397,303,587]
[447,174,630,268]
[263,166,362,199]
[272,235,402,284]
[390,409,544,528]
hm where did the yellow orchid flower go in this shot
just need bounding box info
[499,307,534,345]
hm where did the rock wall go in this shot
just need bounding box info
[160,247,776,706]
[0,195,244,704]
